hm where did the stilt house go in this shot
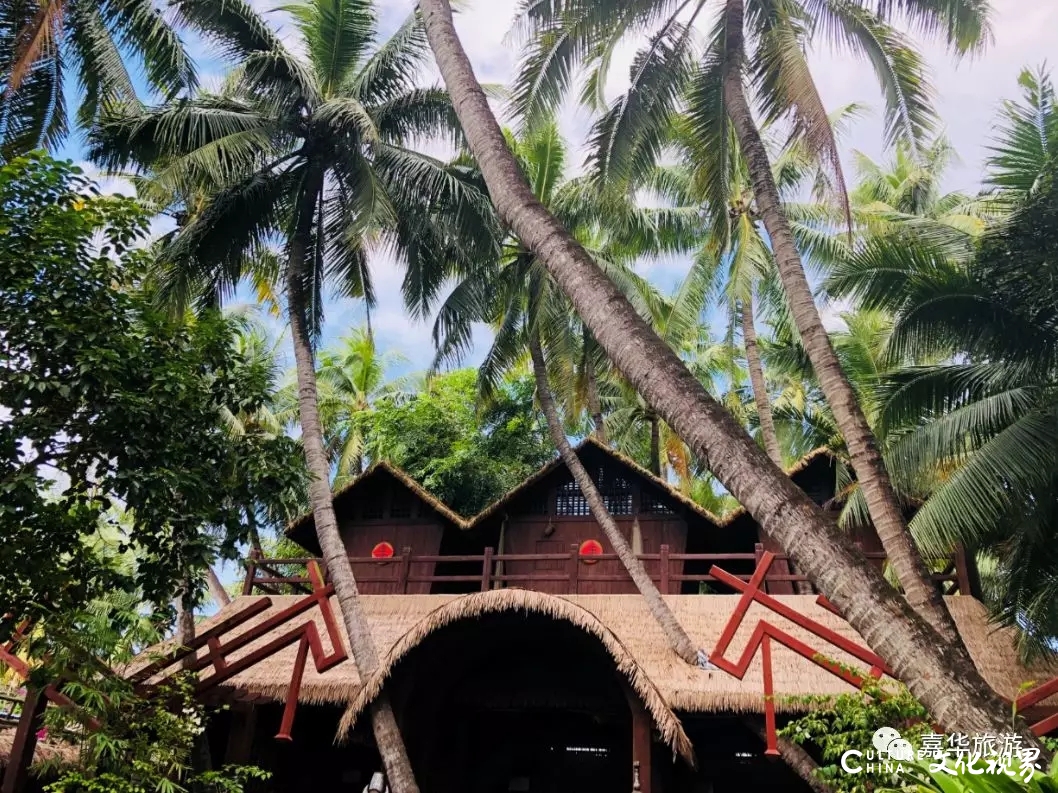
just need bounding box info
[4,439,1057,793]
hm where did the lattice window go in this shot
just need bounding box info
[599,469,633,515]
[642,491,675,515]
[555,478,590,516]
[389,499,413,519]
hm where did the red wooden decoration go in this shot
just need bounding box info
[128,560,348,743]
[579,539,603,564]
[371,542,395,559]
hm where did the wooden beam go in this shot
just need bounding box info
[1,688,46,793]
[629,695,653,793]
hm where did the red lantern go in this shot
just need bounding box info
[579,539,604,564]
[371,541,395,560]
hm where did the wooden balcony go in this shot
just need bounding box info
[241,544,975,598]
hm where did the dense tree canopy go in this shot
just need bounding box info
[0,153,304,637]
[362,369,552,516]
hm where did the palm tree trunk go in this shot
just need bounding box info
[529,330,698,664]
[244,507,263,556]
[204,565,231,608]
[740,294,809,593]
[538,331,829,789]
[419,0,1042,745]
[175,584,214,792]
[584,353,607,442]
[742,717,832,793]
[741,295,782,467]
[285,177,420,793]
[647,411,662,475]
[742,296,814,593]
[719,0,961,647]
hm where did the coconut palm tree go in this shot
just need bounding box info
[645,117,849,468]
[847,135,999,259]
[823,67,1058,658]
[509,0,993,645]
[435,118,702,662]
[417,0,1042,744]
[91,0,499,787]
[0,0,194,158]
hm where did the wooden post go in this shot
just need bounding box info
[568,543,580,595]
[224,704,257,765]
[629,696,653,793]
[659,544,670,595]
[397,547,412,595]
[1,688,46,793]
[481,547,493,592]
[242,548,261,596]
[954,545,972,597]
[754,542,766,593]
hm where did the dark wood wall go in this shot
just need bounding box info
[334,470,447,594]
[492,447,693,594]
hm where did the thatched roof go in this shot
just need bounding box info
[137,591,1055,749]
[470,437,726,526]
[0,727,79,771]
[285,440,841,545]
[286,460,469,538]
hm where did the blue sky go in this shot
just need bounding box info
[63,0,1058,380]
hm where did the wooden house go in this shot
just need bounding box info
[3,442,1054,793]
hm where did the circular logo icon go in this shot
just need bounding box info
[872,727,901,753]
[888,738,915,762]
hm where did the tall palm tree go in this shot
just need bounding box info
[92,1,498,787]
[824,66,1058,659]
[418,0,1042,744]
[646,120,841,468]
[508,0,992,646]
[436,119,701,662]
[0,0,194,158]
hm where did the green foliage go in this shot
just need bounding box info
[780,679,933,793]
[91,0,497,338]
[22,597,268,793]
[362,369,552,515]
[0,153,305,637]
[0,0,195,158]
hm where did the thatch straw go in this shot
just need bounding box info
[285,440,839,544]
[0,728,79,770]
[333,588,695,763]
[142,590,1056,752]
[286,460,469,536]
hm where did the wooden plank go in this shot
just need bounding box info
[567,544,580,595]
[659,545,670,595]
[481,547,493,592]
[954,545,972,597]
[629,696,652,793]
[397,547,412,595]
[130,598,272,683]
[1,688,46,793]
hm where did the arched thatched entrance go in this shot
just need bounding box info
[339,590,692,793]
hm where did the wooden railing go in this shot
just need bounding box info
[242,545,973,597]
